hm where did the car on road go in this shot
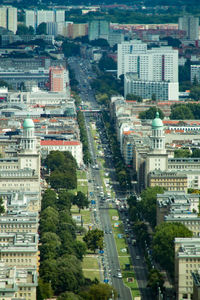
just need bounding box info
[136,256,140,260]
[117,272,122,278]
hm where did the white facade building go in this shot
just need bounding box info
[117,40,147,78]
[179,16,199,40]
[0,6,17,33]
[123,47,178,82]
[191,65,200,83]
[40,140,83,166]
[124,73,179,101]
[25,9,65,29]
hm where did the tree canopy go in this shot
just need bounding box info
[153,222,192,276]
[139,107,164,120]
[83,229,104,252]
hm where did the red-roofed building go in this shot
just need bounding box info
[40,140,83,166]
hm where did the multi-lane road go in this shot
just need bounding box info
[68,56,153,300]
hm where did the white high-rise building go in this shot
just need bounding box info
[0,6,17,33]
[55,10,65,22]
[118,41,178,82]
[179,15,199,40]
[25,9,65,29]
[25,10,36,29]
[117,40,147,78]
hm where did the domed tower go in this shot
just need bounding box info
[151,112,165,152]
[21,116,36,152]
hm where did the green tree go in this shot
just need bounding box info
[126,93,142,102]
[83,229,104,252]
[174,149,191,158]
[73,240,87,261]
[170,104,194,120]
[147,269,164,297]
[37,278,54,300]
[36,22,47,35]
[153,222,192,276]
[98,54,117,71]
[40,232,61,260]
[192,149,200,158]
[41,189,57,210]
[54,255,85,294]
[140,186,165,228]
[16,24,34,35]
[57,189,73,211]
[40,207,59,233]
[0,197,5,214]
[87,283,117,299]
[139,107,164,120]
[73,191,89,212]
[133,221,150,247]
[57,292,82,300]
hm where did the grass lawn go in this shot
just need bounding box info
[77,170,87,180]
[71,206,91,224]
[83,270,100,281]
[82,256,99,270]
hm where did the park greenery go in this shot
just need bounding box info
[170,103,200,120]
[174,148,200,158]
[45,151,77,190]
[77,110,92,164]
[38,184,114,299]
[126,93,142,102]
[62,39,80,57]
[83,228,104,252]
[103,111,131,189]
[153,222,193,277]
[139,107,164,120]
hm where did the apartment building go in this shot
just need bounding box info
[88,19,110,41]
[178,16,199,40]
[156,191,200,225]
[124,73,179,101]
[192,270,200,300]
[0,6,17,33]
[0,233,39,270]
[0,262,37,300]
[25,9,65,29]
[148,170,187,192]
[191,65,200,83]
[0,212,38,234]
[175,238,200,300]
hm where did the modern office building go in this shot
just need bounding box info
[0,6,17,33]
[88,19,110,41]
[178,16,199,40]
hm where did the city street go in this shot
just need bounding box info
[69,56,153,300]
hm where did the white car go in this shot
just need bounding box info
[136,256,140,260]
[117,272,122,278]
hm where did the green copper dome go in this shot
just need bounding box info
[152,112,163,128]
[23,117,34,129]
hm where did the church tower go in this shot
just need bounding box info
[150,112,165,153]
[18,116,40,175]
[20,117,36,153]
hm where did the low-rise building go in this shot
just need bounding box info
[124,73,179,101]
[156,191,199,225]
[40,140,83,166]
[148,170,187,192]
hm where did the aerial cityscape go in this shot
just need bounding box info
[0,1,200,300]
